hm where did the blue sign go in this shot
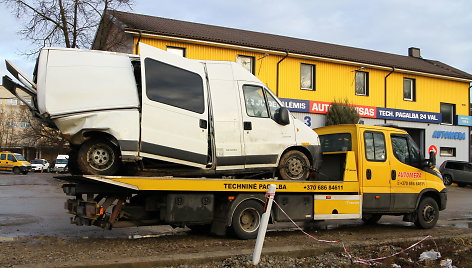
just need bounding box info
[377,108,441,123]
[279,98,310,113]
[432,131,466,140]
[456,115,472,126]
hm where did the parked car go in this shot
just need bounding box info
[52,155,69,173]
[439,160,472,186]
[30,159,50,172]
[0,151,31,174]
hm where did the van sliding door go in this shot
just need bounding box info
[139,43,209,168]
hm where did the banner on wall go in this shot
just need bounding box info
[280,98,443,124]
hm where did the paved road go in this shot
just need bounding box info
[0,172,470,239]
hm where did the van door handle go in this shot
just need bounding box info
[391,170,397,180]
[244,121,252,130]
[199,119,207,129]
[366,169,372,180]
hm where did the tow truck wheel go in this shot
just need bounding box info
[362,214,382,224]
[278,150,310,180]
[231,200,264,240]
[442,175,452,186]
[77,138,121,175]
[414,197,439,229]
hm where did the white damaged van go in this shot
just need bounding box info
[3,43,321,179]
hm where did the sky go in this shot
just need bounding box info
[0,0,471,83]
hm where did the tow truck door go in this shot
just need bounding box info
[360,129,392,212]
[139,43,209,168]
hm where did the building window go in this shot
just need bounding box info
[355,71,369,96]
[403,78,416,101]
[236,55,255,74]
[300,63,315,90]
[166,46,186,57]
[440,147,456,157]
[440,102,455,124]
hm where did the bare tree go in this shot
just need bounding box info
[1,0,133,55]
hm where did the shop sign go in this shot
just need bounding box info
[279,98,310,113]
[432,131,466,140]
[280,98,376,118]
[377,108,441,123]
[456,115,472,126]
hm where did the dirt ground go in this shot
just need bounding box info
[1,224,471,267]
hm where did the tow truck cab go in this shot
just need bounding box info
[315,124,446,226]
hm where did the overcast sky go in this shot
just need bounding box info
[0,0,471,83]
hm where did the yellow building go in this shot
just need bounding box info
[94,10,472,164]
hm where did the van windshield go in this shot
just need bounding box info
[14,154,26,161]
[56,159,68,164]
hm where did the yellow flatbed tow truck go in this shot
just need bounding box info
[62,125,446,239]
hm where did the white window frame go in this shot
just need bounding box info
[166,46,186,57]
[236,55,255,74]
[403,78,415,101]
[300,63,315,91]
[355,71,369,96]
[440,147,456,157]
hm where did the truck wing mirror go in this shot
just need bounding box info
[275,107,290,125]
[429,151,436,168]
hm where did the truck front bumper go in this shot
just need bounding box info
[439,188,447,211]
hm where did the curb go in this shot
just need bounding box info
[15,233,472,268]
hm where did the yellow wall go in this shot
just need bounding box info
[137,37,470,116]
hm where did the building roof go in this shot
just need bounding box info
[109,10,472,81]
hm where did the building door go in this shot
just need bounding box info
[360,129,392,212]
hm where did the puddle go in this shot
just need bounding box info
[0,214,40,226]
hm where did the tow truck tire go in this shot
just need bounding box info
[77,138,121,175]
[13,167,21,175]
[442,175,452,186]
[231,200,264,240]
[414,197,439,229]
[278,150,310,180]
[68,148,82,175]
[362,214,382,224]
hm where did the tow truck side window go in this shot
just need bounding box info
[364,131,386,161]
[391,134,421,168]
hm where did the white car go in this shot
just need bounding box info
[30,159,50,172]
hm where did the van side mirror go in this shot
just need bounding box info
[275,107,290,125]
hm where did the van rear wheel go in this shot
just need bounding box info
[77,139,121,175]
[278,150,310,180]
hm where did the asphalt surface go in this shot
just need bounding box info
[1,172,471,239]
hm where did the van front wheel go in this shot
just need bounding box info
[278,150,310,180]
[77,139,121,175]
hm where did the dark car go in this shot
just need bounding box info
[439,160,472,186]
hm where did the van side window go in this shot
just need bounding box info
[391,135,421,168]
[319,133,352,152]
[7,154,15,161]
[265,90,282,120]
[144,58,204,114]
[243,85,269,118]
[0,154,5,160]
[364,131,386,161]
